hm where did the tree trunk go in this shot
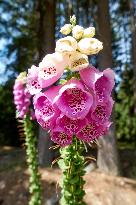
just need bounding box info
[97,0,121,175]
[36,0,56,166]
[37,0,56,61]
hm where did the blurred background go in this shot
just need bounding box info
[0,0,136,205]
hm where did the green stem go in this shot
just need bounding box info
[24,114,42,205]
[58,136,86,205]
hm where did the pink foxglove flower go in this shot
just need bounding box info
[54,79,93,120]
[33,92,55,123]
[69,51,89,71]
[87,97,114,124]
[51,128,73,147]
[13,73,31,119]
[76,120,110,142]
[27,65,42,95]
[33,86,61,130]
[56,114,88,135]
[38,52,69,88]
[80,66,115,102]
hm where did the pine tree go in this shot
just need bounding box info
[0,0,37,145]
[115,0,136,145]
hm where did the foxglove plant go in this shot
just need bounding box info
[26,15,114,205]
[13,72,42,205]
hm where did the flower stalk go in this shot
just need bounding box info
[24,114,42,205]
[58,136,86,205]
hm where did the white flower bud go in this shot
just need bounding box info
[16,72,27,84]
[69,51,89,71]
[78,38,103,55]
[60,24,72,35]
[70,15,76,26]
[55,36,78,54]
[72,25,84,39]
[83,27,95,38]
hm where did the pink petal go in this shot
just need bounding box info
[51,127,72,147]
[45,85,62,102]
[27,66,42,95]
[33,92,55,121]
[76,120,100,142]
[55,79,93,119]
[56,114,88,134]
[80,65,103,89]
[38,53,69,88]
[95,68,115,98]
[76,119,109,142]
[87,97,114,124]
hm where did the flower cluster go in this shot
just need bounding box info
[32,67,114,146]
[26,18,114,147]
[13,72,34,119]
[26,19,103,97]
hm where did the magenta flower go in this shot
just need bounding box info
[80,66,102,89]
[33,86,61,129]
[56,114,88,134]
[76,120,110,142]
[80,66,115,102]
[87,97,114,124]
[13,79,31,119]
[33,92,55,122]
[38,53,69,88]
[27,65,42,95]
[51,128,72,147]
[54,79,93,120]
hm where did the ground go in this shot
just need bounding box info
[0,146,136,205]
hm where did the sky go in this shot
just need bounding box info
[0,1,131,86]
[0,39,8,84]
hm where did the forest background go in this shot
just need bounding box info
[0,0,136,177]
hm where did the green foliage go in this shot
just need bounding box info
[0,0,38,146]
[58,137,86,205]
[24,114,42,205]
[115,68,136,143]
[110,1,136,144]
[0,0,38,75]
[0,79,19,145]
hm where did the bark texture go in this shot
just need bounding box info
[36,0,56,166]
[97,0,121,175]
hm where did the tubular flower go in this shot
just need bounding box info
[95,68,115,102]
[83,27,95,38]
[51,128,73,147]
[76,120,100,142]
[60,24,72,35]
[55,36,78,53]
[27,65,42,95]
[25,17,115,147]
[69,51,89,71]
[33,93,55,122]
[13,72,31,119]
[33,86,61,130]
[76,120,111,142]
[80,66,115,102]
[78,38,103,55]
[87,97,114,124]
[56,114,88,134]
[72,25,84,39]
[38,52,69,88]
[54,79,93,120]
